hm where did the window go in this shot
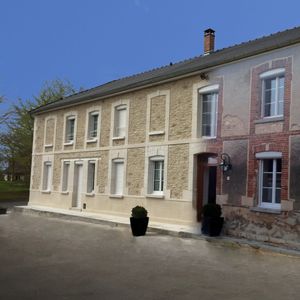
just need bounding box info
[114,105,127,138]
[261,70,285,118]
[62,161,70,192]
[111,159,124,195]
[87,161,96,194]
[258,158,281,209]
[148,156,164,195]
[198,86,218,138]
[42,161,52,191]
[65,116,75,143]
[87,112,99,140]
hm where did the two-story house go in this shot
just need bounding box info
[30,27,300,247]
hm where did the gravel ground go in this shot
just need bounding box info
[0,212,299,300]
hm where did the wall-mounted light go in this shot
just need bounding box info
[219,153,232,174]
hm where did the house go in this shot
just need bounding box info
[30,27,300,247]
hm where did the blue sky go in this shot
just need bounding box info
[0,0,299,114]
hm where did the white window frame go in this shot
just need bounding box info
[87,111,99,141]
[113,105,127,138]
[42,161,52,192]
[61,161,70,193]
[198,85,219,138]
[260,68,285,119]
[257,152,282,210]
[87,160,96,194]
[65,115,76,144]
[111,158,124,196]
[148,156,164,195]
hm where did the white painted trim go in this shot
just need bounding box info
[259,68,285,79]
[84,105,101,149]
[110,99,130,146]
[255,151,282,159]
[43,115,57,151]
[198,84,219,94]
[146,90,170,143]
[149,130,165,136]
[62,111,78,150]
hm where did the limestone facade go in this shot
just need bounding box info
[30,41,300,247]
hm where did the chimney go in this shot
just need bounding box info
[204,28,215,55]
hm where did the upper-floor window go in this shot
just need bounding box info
[65,115,75,143]
[87,111,99,140]
[256,152,282,210]
[198,85,218,138]
[260,69,285,118]
[114,105,127,138]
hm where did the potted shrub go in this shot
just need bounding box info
[130,206,149,236]
[201,203,224,237]
[0,207,7,215]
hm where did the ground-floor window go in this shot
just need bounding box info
[148,156,164,195]
[42,161,52,191]
[62,161,70,192]
[87,160,96,193]
[111,159,124,195]
[259,158,281,209]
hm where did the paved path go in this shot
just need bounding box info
[0,212,299,300]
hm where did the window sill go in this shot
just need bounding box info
[85,192,95,197]
[64,141,74,146]
[86,138,98,143]
[44,144,53,148]
[61,191,69,195]
[112,136,125,141]
[109,194,123,199]
[146,194,165,199]
[250,207,281,214]
[254,116,284,124]
[202,136,216,140]
[149,131,165,136]
[41,190,51,194]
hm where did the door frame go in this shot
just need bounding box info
[196,153,218,221]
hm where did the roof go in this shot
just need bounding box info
[32,26,300,115]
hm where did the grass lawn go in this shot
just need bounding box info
[0,181,29,201]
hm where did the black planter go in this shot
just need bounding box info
[0,207,7,215]
[201,216,224,237]
[130,217,149,236]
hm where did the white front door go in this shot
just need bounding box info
[73,163,83,208]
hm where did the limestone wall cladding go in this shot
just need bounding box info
[54,111,64,151]
[34,116,45,153]
[128,92,147,144]
[53,157,61,191]
[150,95,166,132]
[223,205,300,249]
[75,109,86,150]
[98,150,109,194]
[168,79,193,141]
[167,144,189,199]
[31,155,42,190]
[100,101,112,147]
[45,118,55,145]
[127,148,145,195]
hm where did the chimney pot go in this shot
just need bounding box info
[204,28,215,55]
